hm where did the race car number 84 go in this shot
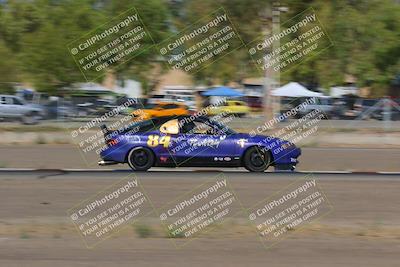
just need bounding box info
[147,135,171,148]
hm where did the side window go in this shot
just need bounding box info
[179,120,195,134]
[0,97,5,104]
[191,121,214,134]
[5,97,14,105]
[164,104,179,109]
[159,119,179,134]
[12,97,24,105]
[154,104,164,110]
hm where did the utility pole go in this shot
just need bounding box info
[263,2,288,124]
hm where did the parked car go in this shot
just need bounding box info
[336,98,385,120]
[355,99,386,120]
[206,100,250,117]
[391,99,400,121]
[131,102,189,120]
[297,97,333,119]
[75,99,119,117]
[0,95,45,124]
[353,98,400,121]
[45,100,77,119]
[165,94,197,111]
[244,96,263,110]
[328,95,361,119]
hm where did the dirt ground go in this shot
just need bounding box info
[0,172,399,266]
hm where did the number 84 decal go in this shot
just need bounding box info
[147,135,171,148]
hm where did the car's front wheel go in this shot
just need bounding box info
[127,147,154,171]
[243,147,271,172]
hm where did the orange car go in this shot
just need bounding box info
[132,102,189,120]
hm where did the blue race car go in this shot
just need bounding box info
[98,115,301,172]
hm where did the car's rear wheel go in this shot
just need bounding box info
[243,147,271,172]
[127,147,154,171]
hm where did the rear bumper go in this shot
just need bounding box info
[99,144,127,163]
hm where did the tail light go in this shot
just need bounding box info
[106,139,119,146]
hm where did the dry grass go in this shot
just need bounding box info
[1,220,399,240]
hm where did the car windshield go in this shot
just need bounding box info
[144,103,156,109]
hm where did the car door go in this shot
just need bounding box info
[173,118,236,166]
[9,97,27,117]
[0,96,6,117]
[153,118,182,165]
[1,96,18,117]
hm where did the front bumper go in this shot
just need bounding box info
[274,147,301,171]
[98,160,119,166]
[274,163,297,171]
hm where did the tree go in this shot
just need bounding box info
[0,0,171,95]
[0,41,18,93]
[281,0,400,95]
[0,0,105,94]
[101,0,171,95]
[169,0,269,85]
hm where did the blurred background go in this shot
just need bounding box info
[0,1,400,267]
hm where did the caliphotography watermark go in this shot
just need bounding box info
[157,174,243,248]
[248,7,333,74]
[247,175,333,249]
[248,97,333,167]
[158,7,244,74]
[68,7,153,81]
[68,98,145,167]
[67,175,154,248]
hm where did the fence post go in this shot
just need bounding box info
[383,97,391,131]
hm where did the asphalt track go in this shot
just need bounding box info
[1,145,400,172]
[0,171,399,266]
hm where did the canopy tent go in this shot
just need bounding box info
[272,82,323,97]
[202,86,244,97]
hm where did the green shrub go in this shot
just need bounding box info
[134,224,153,238]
